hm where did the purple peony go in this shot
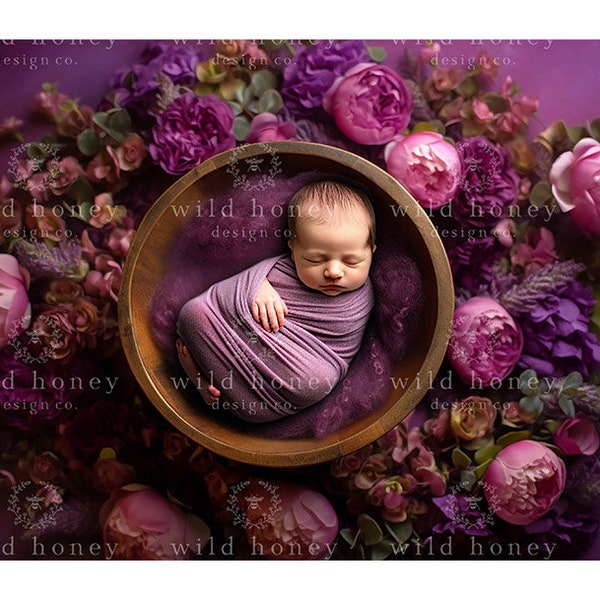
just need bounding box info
[453,136,520,228]
[516,279,600,378]
[281,40,369,119]
[148,93,235,175]
[109,42,203,115]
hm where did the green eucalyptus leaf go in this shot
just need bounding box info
[452,447,472,469]
[251,70,278,96]
[567,125,589,144]
[519,369,539,394]
[482,92,509,114]
[558,395,576,418]
[66,177,95,209]
[497,430,530,447]
[76,128,100,156]
[561,372,583,391]
[367,45,387,63]
[357,513,384,546]
[529,180,552,208]
[590,117,600,141]
[258,89,283,114]
[474,458,493,480]
[384,519,413,544]
[339,528,361,549]
[520,394,543,415]
[232,116,251,142]
[474,444,502,465]
[228,101,244,117]
[371,540,394,560]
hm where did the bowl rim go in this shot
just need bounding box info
[119,140,454,467]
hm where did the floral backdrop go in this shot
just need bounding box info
[1,39,600,560]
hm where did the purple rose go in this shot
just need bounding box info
[323,63,413,145]
[281,40,369,119]
[448,296,524,387]
[385,131,461,210]
[109,42,202,114]
[149,93,235,175]
[453,136,519,227]
[516,279,600,378]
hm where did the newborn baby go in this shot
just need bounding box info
[176,179,376,423]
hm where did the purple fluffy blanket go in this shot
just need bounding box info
[176,254,374,423]
[150,171,425,438]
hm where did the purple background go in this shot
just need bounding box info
[1,38,599,560]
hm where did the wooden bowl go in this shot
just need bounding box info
[119,141,454,468]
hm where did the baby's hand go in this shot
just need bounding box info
[252,278,288,332]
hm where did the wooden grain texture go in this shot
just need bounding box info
[119,141,454,467]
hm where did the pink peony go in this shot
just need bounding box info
[484,440,566,526]
[550,137,600,236]
[553,413,600,456]
[448,296,523,387]
[323,62,412,145]
[100,484,211,560]
[384,131,461,209]
[244,481,338,560]
[0,254,31,348]
[245,112,296,143]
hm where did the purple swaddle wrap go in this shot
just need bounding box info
[177,254,375,422]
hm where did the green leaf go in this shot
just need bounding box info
[77,128,100,156]
[561,372,583,391]
[519,369,539,394]
[529,180,552,208]
[460,469,477,491]
[65,177,95,209]
[520,394,543,415]
[385,519,413,544]
[258,89,283,114]
[482,92,509,114]
[339,528,361,549]
[497,430,530,447]
[412,120,445,135]
[567,125,589,144]
[367,45,387,63]
[93,108,132,143]
[232,116,251,142]
[558,395,576,418]
[371,540,394,560]
[357,513,384,546]
[474,444,502,465]
[251,70,278,96]
[590,117,600,141]
[452,447,472,469]
[228,101,244,117]
[474,458,493,480]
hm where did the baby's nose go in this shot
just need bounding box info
[324,262,343,279]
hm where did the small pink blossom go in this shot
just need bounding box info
[484,440,566,526]
[368,475,417,522]
[32,86,69,118]
[553,413,600,456]
[511,226,558,272]
[0,254,31,348]
[108,133,147,171]
[47,156,83,196]
[88,193,126,229]
[245,113,296,143]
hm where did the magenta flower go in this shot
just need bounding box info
[0,254,31,348]
[149,93,235,175]
[550,137,600,236]
[244,481,338,560]
[385,131,461,209]
[323,62,413,145]
[484,440,567,526]
[245,113,296,143]
[100,485,211,560]
[553,413,600,456]
[448,296,523,387]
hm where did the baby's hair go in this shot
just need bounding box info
[288,178,376,248]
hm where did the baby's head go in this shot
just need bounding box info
[287,179,376,296]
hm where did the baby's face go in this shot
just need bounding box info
[289,209,374,296]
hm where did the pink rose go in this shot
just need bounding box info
[368,475,417,522]
[323,62,412,145]
[448,296,523,387]
[245,112,296,143]
[0,254,31,348]
[100,485,211,560]
[244,481,338,560]
[553,413,600,456]
[384,131,461,209]
[109,133,147,171]
[47,156,83,196]
[450,396,497,448]
[550,137,600,236]
[484,440,566,525]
